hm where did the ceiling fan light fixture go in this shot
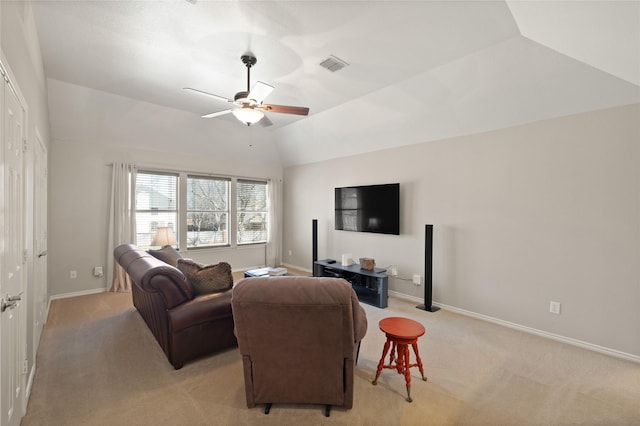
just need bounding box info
[186,55,309,126]
[232,107,264,125]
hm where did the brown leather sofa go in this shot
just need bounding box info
[231,276,368,416]
[114,244,237,369]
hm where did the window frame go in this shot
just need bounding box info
[134,169,268,251]
[134,171,179,248]
[236,179,269,246]
[185,174,231,249]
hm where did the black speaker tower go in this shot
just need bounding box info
[417,224,439,312]
[312,219,318,266]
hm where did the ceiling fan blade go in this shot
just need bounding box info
[184,87,233,103]
[201,109,233,118]
[248,81,274,104]
[257,115,273,127]
[261,104,310,116]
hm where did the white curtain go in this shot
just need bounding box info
[106,163,137,292]
[265,178,282,267]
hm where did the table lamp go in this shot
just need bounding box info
[152,226,177,247]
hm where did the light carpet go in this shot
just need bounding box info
[22,288,640,425]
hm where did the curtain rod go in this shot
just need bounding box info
[107,162,272,183]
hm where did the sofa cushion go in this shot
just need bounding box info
[177,259,233,296]
[148,245,182,266]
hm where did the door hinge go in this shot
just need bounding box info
[23,138,28,153]
[23,249,28,264]
[22,360,28,375]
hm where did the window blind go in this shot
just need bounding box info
[135,172,178,247]
[237,180,268,244]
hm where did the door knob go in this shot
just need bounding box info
[38,250,48,258]
[1,299,18,312]
[1,293,22,312]
[7,293,22,302]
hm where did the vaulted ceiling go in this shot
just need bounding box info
[32,1,639,167]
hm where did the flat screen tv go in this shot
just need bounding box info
[335,183,400,235]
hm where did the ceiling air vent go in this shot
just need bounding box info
[320,55,349,72]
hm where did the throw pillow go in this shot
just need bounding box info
[177,258,233,296]
[147,245,182,266]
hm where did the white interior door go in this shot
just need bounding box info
[1,66,26,426]
[33,132,48,352]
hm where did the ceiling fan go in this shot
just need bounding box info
[184,54,310,127]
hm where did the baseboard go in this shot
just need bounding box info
[388,290,640,364]
[25,363,36,400]
[387,290,425,305]
[281,262,312,274]
[49,287,107,302]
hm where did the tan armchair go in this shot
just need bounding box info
[231,276,368,416]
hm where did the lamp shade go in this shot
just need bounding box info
[151,227,177,247]
[232,107,264,125]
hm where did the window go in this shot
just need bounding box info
[187,176,229,248]
[134,170,268,249]
[237,180,268,244]
[135,172,178,247]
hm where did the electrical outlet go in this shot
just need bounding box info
[550,301,561,315]
[70,270,77,279]
[413,274,421,285]
[94,266,104,277]
[390,266,398,276]
[288,250,292,256]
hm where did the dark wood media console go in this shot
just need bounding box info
[313,260,388,308]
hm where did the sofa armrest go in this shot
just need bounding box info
[114,244,193,308]
[169,290,233,332]
[351,291,368,342]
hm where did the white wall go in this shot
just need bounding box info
[283,104,640,358]
[45,77,286,296]
[49,139,282,296]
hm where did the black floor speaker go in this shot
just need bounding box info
[312,219,318,266]
[417,224,439,312]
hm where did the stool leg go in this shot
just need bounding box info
[402,344,413,402]
[411,342,427,381]
[372,339,391,385]
[395,343,405,375]
[393,342,404,374]
[389,342,397,366]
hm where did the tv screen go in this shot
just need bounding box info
[335,183,400,235]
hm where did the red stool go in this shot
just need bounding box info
[372,317,427,402]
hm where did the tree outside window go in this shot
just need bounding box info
[134,171,268,250]
[237,180,268,244]
[187,176,229,248]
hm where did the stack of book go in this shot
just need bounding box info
[268,267,288,276]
